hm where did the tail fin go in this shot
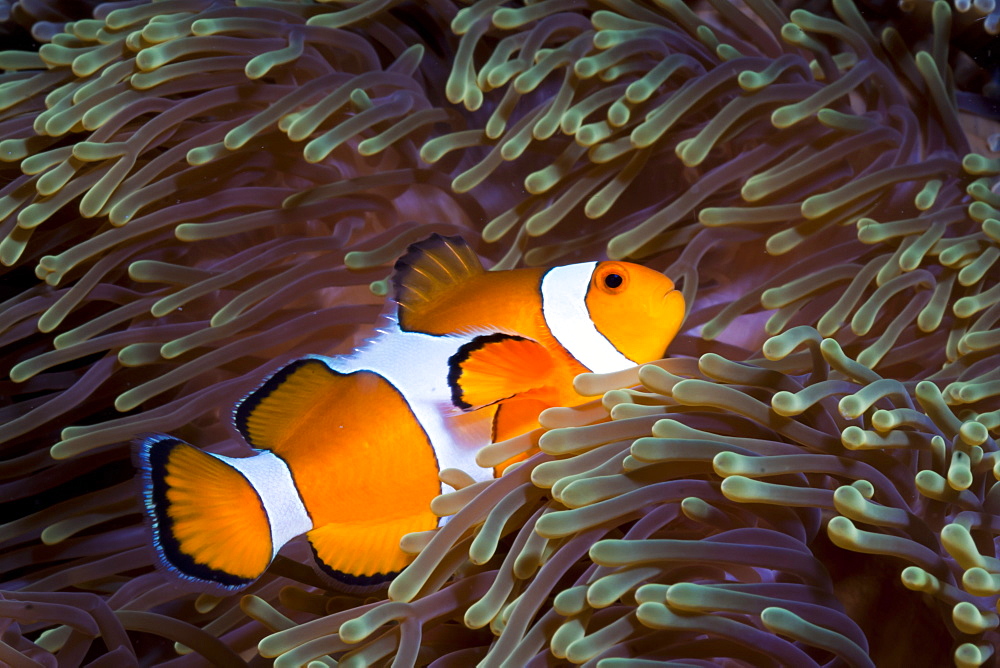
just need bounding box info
[134,434,274,590]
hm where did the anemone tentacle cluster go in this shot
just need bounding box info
[0,0,998,665]
[255,335,999,666]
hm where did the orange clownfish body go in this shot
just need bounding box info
[136,235,685,590]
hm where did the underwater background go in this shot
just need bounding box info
[1,0,1000,665]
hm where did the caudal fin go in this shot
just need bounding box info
[134,434,274,590]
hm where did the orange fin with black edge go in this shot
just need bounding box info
[392,234,484,328]
[491,398,547,475]
[235,360,442,556]
[135,434,273,590]
[307,512,438,590]
[235,357,344,454]
[448,333,557,411]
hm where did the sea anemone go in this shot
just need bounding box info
[1,0,998,665]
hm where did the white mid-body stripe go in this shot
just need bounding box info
[213,451,313,558]
[307,319,495,490]
[540,263,637,373]
[231,261,639,539]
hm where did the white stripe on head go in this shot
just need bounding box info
[540,262,637,373]
[213,451,313,560]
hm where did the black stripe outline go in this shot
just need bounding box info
[583,275,634,362]
[537,265,590,369]
[540,263,636,369]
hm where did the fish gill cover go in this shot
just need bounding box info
[0,0,998,665]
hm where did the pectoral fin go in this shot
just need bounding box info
[448,334,556,411]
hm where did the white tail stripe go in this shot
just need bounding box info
[212,451,313,559]
[540,262,637,374]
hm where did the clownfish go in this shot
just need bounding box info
[135,235,684,590]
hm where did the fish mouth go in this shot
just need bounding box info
[656,288,684,319]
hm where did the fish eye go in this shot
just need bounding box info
[594,263,628,294]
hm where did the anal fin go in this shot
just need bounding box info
[308,512,438,588]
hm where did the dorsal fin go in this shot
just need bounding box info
[234,358,344,452]
[392,234,484,322]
